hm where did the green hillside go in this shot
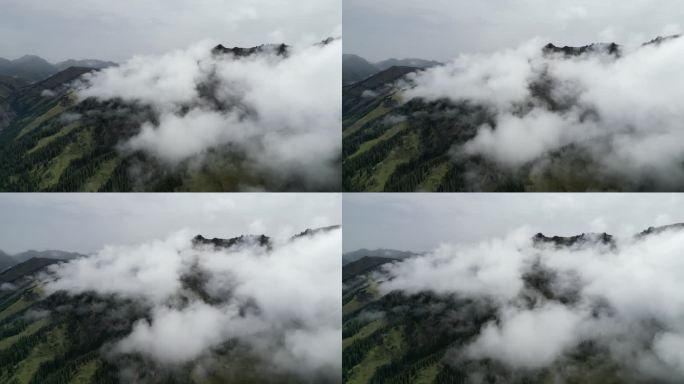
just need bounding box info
[341,66,622,192]
[0,230,339,384]
[342,247,629,384]
[0,68,273,192]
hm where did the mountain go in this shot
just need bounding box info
[343,54,379,85]
[343,248,418,265]
[0,55,57,82]
[12,250,84,264]
[343,256,396,281]
[0,250,16,272]
[542,42,621,57]
[54,59,116,71]
[292,225,341,239]
[342,225,681,383]
[0,54,116,83]
[374,58,441,71]
[532,232,615,248]
[342,54,441,85]
[0,227,339,384]
[192,233,272,249]
[0,249,81,272]
[0,257,62,284]
[342,37,680,192]
[212,43,289,57]
[0,41,331,192]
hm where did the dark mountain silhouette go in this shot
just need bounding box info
[532,232,616,248]
[0,54,116,83]
[542,42,621,57]
[212,43,289,57]
[0,257,62,284]
[192,233,272,249]
[292,225,341,239]
[343,54,379,84]
[0,250,16,272]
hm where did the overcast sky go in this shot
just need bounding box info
[0,194,340,254]
[344,0,684,62]
[0,0,340,62]
[343,194,684,253]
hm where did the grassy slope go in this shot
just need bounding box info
[343,319,387,350]
[346,327,405,384]
[69,360,100,384]
[343,104,388,138]
[348,123,407,160]
[17,103,66,139]
[28,121,80,154]
[14,325,68,384]
[81,158,119,192]
[366,131,420,191]
[0,319,49,351]
[37,128,94,189]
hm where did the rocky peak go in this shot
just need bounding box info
[542,42,621,57]
[211,43,289,58]
[532,232,615,248]
[192,234,272,250]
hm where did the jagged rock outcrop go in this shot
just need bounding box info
[542,42,621,57]
[211,43,289,57]
[192,234,272,249]
[532,232,615,248]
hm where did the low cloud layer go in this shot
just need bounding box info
[401,36,684,189]
[379,227,684,382]
[77,39,341,190]
[44,228,342,381]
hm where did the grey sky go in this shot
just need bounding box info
[344,0,684,62]
[343,194,684,253]
[0,0,340,62]
[0,194,341,254]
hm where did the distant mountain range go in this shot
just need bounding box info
[0,55,116,83]
[342,53,440,84]
[0,249,83,272]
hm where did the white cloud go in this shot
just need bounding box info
[77,39,341,190]
[402,36,684,189]
[467,303,589,369]
[378,226,684,379]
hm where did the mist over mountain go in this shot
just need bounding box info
[0,39,341,192]
[374,58,441,71]
[343,35,684,192]
[342,53,440,85]
[342,248,418,265]
[344,223,684,383]
[0,226,341,383]
[0,248,84,272]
